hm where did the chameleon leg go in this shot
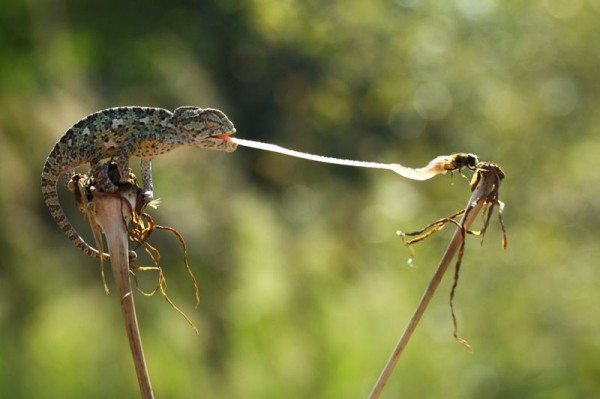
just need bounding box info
[115,147,133,184]
[140,158,154,201]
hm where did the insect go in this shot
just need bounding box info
[442,153,479,172]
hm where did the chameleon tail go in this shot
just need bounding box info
[41,170,110,260]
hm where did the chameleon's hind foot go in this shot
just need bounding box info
[93,163,120,193]
[93,161,134,193]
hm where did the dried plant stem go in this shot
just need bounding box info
[93,186,154,399]
[368,168,500,399]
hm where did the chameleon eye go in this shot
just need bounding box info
[206,113,222,124]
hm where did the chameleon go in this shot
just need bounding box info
[41,106,238,260]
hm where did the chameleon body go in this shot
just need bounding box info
[41,106,237,259]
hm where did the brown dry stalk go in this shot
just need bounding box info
[71,162,204,397]
[92,185,155,399]
[368,163,505,399]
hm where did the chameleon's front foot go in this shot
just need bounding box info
[142,191,154,204]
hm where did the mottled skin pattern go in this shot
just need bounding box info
[41,106,237,260]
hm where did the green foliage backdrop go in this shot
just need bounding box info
[1,0,599,397]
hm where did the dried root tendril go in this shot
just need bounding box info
[396,209,484,267]
[127,209,200,334]
[70,172,114,294]
[397,162,506,349]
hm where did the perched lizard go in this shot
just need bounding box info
[41,106,237,260]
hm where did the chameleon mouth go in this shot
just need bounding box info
[205,130,238,152]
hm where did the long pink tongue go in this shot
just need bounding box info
[212,133,232,140]
[229,137,452,181]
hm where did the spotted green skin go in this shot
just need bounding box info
[41,106,237,260]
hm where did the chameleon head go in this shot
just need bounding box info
[171,106,238,152]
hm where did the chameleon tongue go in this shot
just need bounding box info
[211,133,233,140]
[229,137,464,181]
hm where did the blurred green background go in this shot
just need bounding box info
[1,0,599,397]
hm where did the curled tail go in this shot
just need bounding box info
[41,167,111,260]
